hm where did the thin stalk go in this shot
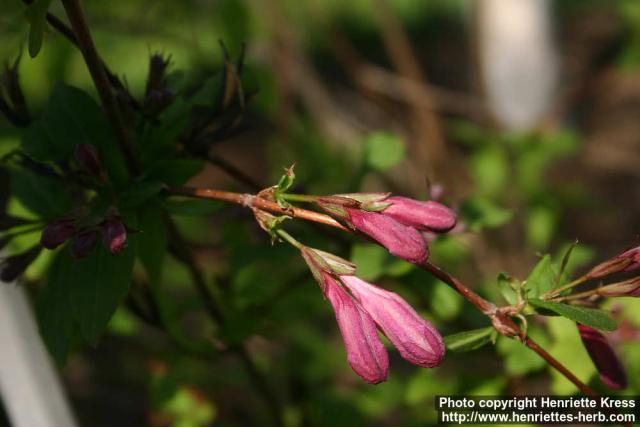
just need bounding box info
[280,193,319,203]
[59,0,139,174]
[542,276,589,300]
[276,229,303,249]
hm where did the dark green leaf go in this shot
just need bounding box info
[10,168,71,218]
[25,0,52,58]
[22,83,128,186]
[444,327,495,353]
[529,299,617,331]
[120,181,164,208]
[138,203,166,287]
[146,158,204,186]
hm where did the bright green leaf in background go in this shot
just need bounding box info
[529,299,617,332]
[364,132,405,171]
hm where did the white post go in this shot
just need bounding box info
[0,283,78,427]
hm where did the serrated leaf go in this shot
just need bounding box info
[529,299,617,331]
[525,255,556,298]
[444,327,495,353]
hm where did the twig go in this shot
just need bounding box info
[169,184,597,397]
[59,0,139,174]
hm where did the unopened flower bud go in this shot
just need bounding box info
[0,246,42,282]
[586,246,640,279]
[596,277,640,298]
[346,208,428,263]
[341,275,445,368]
[577,324,627,390]
[382,196,457,232]
[40,219,76,249]
[322,272,389,384]
[301,246,356,284]
[103,215,127,254]
[71,230,99,259]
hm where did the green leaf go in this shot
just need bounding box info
[120,180,164,208]
[497,272,520,305]
[22,83,128,186]
[444,327,495,353]
[364,132,405,171]
[10,168,71,219]
[68,243,136,343]
[138,203,166,287]
[459,196,513,231]
[37,253,76,365]
[524,255,556,298]
[145,158,204,186]
[25,0,52,58]
[529,299,617,331]
[351,244,386,281]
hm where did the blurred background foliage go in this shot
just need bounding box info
[2,0,640,426]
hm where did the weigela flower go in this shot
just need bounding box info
[586,246,640,279]
[317,193,457,264]
[597,277,640,298]
[577,324,627,390]
[301,246,445,383]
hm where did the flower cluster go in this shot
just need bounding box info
[40,210,127,258]
[301,246,445,384]
[317,193,456,263]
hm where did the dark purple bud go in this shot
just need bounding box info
[577,324,627,390]
[40,219,76,249]
[103,216,127,254]
[346,208,428,263]
[146,53,171,94]
[1,246,42,282]
[74,144,104,180]
[71,230,99,259]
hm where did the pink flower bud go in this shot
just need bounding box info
[586,246,640,279]
[40,219,76,249]
[322,272,389,384]
[341,275,445,368]
[382,196,457,232]
[103,215,127,254]
[577,324,627,390]
[597,277,640,298]
[346,208,428,263]
[71,230,99,259]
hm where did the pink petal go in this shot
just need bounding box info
[346,208,428,263]
[341,275,445,368]
[577,324,627,390]
[322,272,389,384]
[383,197,457,232]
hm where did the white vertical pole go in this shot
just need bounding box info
[0,283,78,427]
[477,0,558,130]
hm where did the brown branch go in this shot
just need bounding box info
[59,0,139,174]
[168,186,349,232]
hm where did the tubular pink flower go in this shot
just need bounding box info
[586,245,640,279]
[341,275,445,368]
[577,324,627,390]
[346,208,428,263]
[382,196,457,232]
[321,272,389,384]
